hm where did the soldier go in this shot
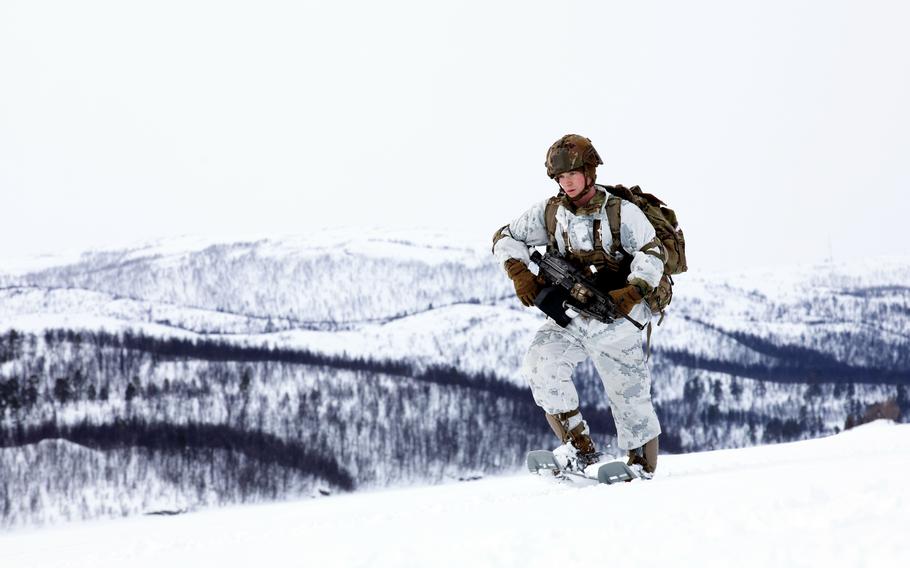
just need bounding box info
[492,134,663,477]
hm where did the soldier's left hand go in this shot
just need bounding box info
[608,285,643,315]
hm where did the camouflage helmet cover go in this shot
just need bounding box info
[545,134,603,179]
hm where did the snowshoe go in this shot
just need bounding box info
[527,449,637,485]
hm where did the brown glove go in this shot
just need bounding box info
[608,284,644,315]
[505,259,541,307]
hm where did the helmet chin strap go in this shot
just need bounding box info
[569,184,596,204]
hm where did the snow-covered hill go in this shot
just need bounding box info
[2,420,907,568]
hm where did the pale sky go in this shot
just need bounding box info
[1,0,908,271]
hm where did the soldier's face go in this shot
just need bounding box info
[556,170,588,197]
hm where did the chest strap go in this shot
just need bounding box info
[544,195,628,269]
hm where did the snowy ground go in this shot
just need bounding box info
[2,421,908,568]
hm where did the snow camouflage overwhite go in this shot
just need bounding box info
[494,188,664,450]
[522,317,661,449]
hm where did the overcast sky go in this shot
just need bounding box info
[1,0,908,271]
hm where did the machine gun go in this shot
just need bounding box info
[528,250,644,330]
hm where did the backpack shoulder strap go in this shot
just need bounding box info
[606,195,623,255]
[544,196,561,252]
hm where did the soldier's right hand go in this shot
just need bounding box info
[505,259,541,307]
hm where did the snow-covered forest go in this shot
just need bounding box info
[1,233,908,528]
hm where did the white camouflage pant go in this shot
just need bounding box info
[521,316,661,450]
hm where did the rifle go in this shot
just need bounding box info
[529,250,644,330]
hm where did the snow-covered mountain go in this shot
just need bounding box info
[1,231,908,529]
[2,421,907,568]
[0,230,504,330]
[3,231,908,378]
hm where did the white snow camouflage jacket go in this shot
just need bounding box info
[493,188,665,324]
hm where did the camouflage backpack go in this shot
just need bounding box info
[544,184,687,320]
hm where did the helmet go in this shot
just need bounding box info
[545,134,603,180]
